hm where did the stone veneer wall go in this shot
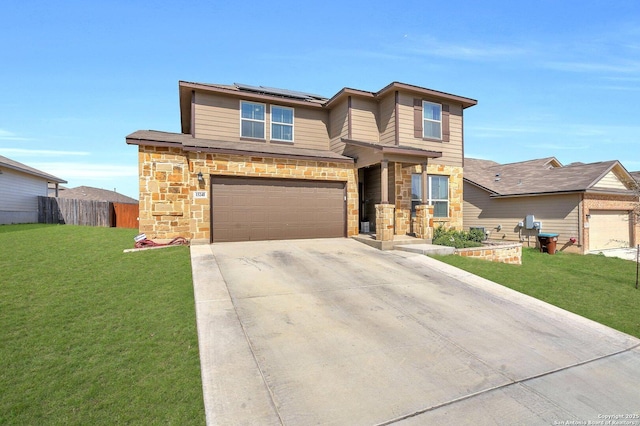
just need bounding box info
[395,164,464,235]
[138,147,191,239]
[138,146,359,242]
[455,243,522,265]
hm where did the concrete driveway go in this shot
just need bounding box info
[190,238,640,425]
[589,247,640,262]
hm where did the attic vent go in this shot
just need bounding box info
[494,173,501,182]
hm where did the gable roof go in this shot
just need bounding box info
[464,157,636,197]
[0,155,67,183]
[57,186,138,204]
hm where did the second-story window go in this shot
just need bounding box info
[271,106,294,142]
[241,101,265,139]
[422,101,442,139]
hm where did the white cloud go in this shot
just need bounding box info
[28,162,138,179]
[0,129,30,141]
[522,143,590,151]
[543,60,640,74]
[402,36,528,61]
[470,122,640,141]
[0,148,90,156]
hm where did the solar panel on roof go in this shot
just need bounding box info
[234,83,326,101]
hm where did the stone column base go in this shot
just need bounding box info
[375,204,395,241]
[414,204,433,240]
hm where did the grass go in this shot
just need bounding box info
[0,224,205,425]
[433,247,640,339]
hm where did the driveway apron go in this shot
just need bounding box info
[190,238,640,425]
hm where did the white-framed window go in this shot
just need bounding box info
[411,174,449,218]
[271,105,294,142]
[422,101,442,139]
[240,101,265,139]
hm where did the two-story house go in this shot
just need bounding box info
[126,81,477,244]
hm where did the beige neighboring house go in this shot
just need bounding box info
[126,81,477,244]
[56,186,138,204]
[0,155,67,225]
[464,157,640,254]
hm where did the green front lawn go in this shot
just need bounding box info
[433,248,640,338]
[0,224,204,425]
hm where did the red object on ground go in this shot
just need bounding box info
[134,237,189,249]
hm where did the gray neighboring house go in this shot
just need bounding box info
[463,157,640,254]
[55,186,138,204]
[0,155,66,225]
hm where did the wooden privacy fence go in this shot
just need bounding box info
[113,203,139,228]
[38,197,139,229]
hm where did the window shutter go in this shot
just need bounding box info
[413,99,423,138]
[442,104,450,142]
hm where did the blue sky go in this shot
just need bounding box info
[2,0,639,198]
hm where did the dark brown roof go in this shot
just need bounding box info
[0,155,67,183]
[126,130,354,163]
[57,186,138,204]
[464,157,636,197]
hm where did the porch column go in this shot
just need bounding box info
[380,159,389,204]
[413,162,431,239]
[421,162,428,207]
[415,204,433,240]
[375,204,395,241]
[376,159,394,241]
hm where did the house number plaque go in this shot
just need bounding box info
[193,191,207,199]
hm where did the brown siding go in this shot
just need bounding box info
[293,107,331,150]
[396,92,463,167]
[329,99,349,153]
[193,92,330,151]
[463,182,581,251]
[378,93,396,145]
[194,92,238,140]
[350,97,379,142]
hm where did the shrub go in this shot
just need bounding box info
[432,226,484,249]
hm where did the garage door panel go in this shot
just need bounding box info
[589,210,630,251]
[212,177,346,242]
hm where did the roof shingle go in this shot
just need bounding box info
[464,157,635,197]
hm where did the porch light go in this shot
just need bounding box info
[197,171,204,183]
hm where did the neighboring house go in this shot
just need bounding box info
[463,157,640,254]
[126,81,476,243]
[56,186,138,204]
[47,183,67,196]
[0,155,67,225]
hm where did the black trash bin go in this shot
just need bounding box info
[538,233,559,254]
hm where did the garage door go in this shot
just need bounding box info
[589,210,631,251]
[211,177,346,242]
